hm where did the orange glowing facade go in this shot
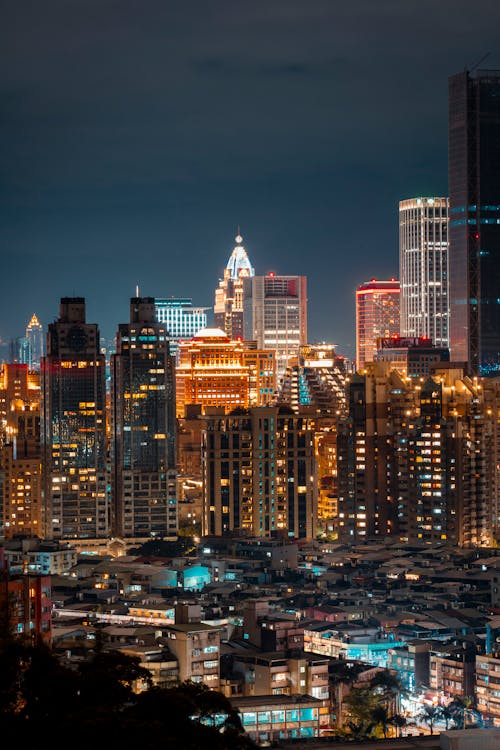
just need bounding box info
[355,279,400,370]
[0,364,42,540]
[176,329,276,417]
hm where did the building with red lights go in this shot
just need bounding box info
[355,279,400,370]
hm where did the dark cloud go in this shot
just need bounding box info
[1,1,499,355]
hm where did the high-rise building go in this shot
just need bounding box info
[355,279,400,370]
[277,344,347,416]
[202,406,317,539]
[337,361,499,546]
[243,274,307,381]
[374,336,450,378]
[176,328,276,418]
[25,313,44,370]
[155,298,208,357]
[41,298,107,540]
[214,232,254,339]
[449,70,500,375]
[111,297,177,540]
[399,197,449,346]
[1,408,42,540]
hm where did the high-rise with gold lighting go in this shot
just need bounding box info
[0,364,42,539]
[176,328,276,418]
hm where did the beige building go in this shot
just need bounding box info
[164,622,221,689]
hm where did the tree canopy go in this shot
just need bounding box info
[0,637,255,750]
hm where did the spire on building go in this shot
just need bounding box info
[225,230,255,280]
[26,313,41,331]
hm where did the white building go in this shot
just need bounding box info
[399,197,449,347]
[155,298,208,356]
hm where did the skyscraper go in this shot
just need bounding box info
[243,274,307,381]
[154,298,208,357]
[26,313,44,369]
[214,232,254,339]
[202,406,317,539]
[355,279,400,370]
[399,197,449,347]
[41,298,107,539]
[449,70,500,375]
[111,297,177,540]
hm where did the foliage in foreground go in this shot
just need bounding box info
[0,637,255,750]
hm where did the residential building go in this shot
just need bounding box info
[448,70,500,375]
[164,622,220,688]
[231,694,322,744]
[399,197,449,347]
[1,408,42,539]
[111,297,177,540]
[356,279,400,370]
[0,566,52,646]
[202,406,317,539]
[476,653,500,725]
[374,336,450,378]
[41,298,107,540]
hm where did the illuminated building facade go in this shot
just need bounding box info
[0,566,52,646]
[0,363,40,433]
[176,328,276,418]
[449,70,500,375]
[244,274,307,381]
[337,362,499,546]
[1,409,42,539]
[154,298,208,356]
[399,197,449,346]
[111,297,177,540]
[202,406,317,539]
[26,313,44,370]
[277,344,347,416]
[374,336,450,378]
[41,298,107,540]
[355,280,400,370]
[214,232,254,339]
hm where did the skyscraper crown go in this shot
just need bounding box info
[226,231,254,279]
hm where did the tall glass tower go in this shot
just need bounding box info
[41,298,107,539]
[449,70,500,375]
[111,297,177,539]
[399,197,449,347]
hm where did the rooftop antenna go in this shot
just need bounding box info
[469,52,490,72]
[135,284,140,298]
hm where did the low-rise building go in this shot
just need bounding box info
[231,694,322,744]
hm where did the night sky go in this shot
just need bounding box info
[2,1,499,357]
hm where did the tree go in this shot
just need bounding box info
[417,704,441,735]
[0,636,256,750]
[441,703,455,730]
[371,704,391,738]
[389,713,407,738]
[369,669,405,711]
[343,686,379,739]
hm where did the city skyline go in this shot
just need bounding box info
[2,3,500,356]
